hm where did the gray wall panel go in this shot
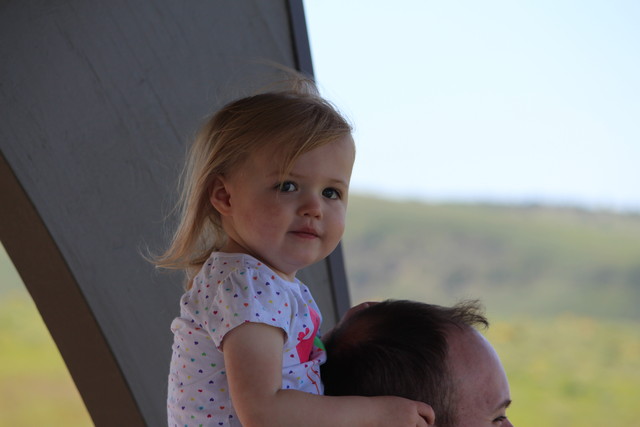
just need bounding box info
[1,1,345,425]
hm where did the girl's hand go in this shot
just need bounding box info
[223,322,434,427]
[369,396,435,426]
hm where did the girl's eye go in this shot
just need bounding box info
[493,416,507,424]
[322,188,341,200]
[276,181,297,192]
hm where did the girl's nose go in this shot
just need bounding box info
[298,193,322,218]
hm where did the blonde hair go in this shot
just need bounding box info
[155,77,352,280]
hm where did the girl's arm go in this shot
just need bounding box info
[223,322,435,427]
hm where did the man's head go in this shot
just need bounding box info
[321,300,513,427]
[447,324,512,426]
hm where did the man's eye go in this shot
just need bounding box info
[493,415,507,423]
[276,181,297,192]
[322,188,341,199]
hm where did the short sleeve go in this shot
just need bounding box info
[207,266,296,349]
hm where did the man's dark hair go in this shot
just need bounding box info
[322,299,488,427]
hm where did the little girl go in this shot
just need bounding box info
[157,77,434,427]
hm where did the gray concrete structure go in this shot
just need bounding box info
[0,1,350,425]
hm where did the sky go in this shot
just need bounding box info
[303,1,640,212]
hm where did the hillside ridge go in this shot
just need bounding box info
[342,195,640,320]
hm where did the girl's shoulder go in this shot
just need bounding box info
[197,251,298,287]
[200,251,258,272]
[190,252,310,310]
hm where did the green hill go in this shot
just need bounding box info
[343,195,640,320]
[2,198,639,425]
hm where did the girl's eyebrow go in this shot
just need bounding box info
[282,171,349,187]
[328,178,349,187]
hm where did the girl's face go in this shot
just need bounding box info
[211,135,355,281]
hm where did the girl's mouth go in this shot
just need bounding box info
[290,228,319,239]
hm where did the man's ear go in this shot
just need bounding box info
[209,175,232,216]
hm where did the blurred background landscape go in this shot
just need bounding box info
[2,195,640,425]
[342,195,640,426]
[303,1,640,423]
[2,1,639,425]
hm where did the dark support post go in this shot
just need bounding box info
[287,0,316,77]
[0,153,146,426]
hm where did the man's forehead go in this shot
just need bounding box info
[447,327,512,423]
[446,326,485,362]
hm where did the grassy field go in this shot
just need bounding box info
[0,293,92,426]
[2,197,640,425]
[486,316,640,425]
[341,196,640,425]
[1,290,638,426]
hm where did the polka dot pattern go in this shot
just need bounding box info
[167,252,326,426]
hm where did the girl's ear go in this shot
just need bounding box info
[209,175,232,216]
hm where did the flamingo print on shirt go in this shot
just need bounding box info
[295,307,321,362]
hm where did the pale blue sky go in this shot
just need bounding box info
[303,1,640,212]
